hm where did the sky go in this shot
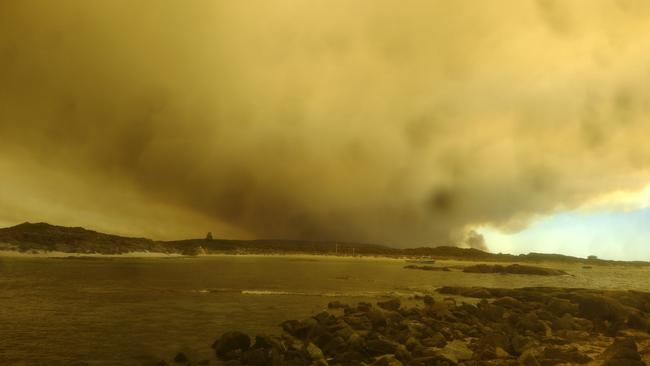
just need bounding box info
[482,184,650,260]
[0,1,649,260]
[482,207,650,261]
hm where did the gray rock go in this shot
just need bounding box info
[423,295,435,305]
[306,342,325,360]
[212,331,251,359]
[438,340,473,364]
[541,346,592,364]
[377,298,401,311]
[492,296,524,309]
[518,350,541,366]
[327,301,347,309]
[365,338,401,356]
[173,352,188,363]
[600,338,644,365]
[372,354,403,366]
[462,264,568,276]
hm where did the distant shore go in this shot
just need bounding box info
[3,250,640,279]
[3,222,649,266]
[1,250,646,272]
[0,249,407,261]
[0,249,183,258]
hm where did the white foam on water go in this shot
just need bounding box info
[241,290,299,296]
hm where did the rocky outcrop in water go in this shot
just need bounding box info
[213,331,252,359]
[155,287,650,366]
[461,264,568,276]
[403,265,451,272]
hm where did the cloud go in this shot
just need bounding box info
[1,0,649,247]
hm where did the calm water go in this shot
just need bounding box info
[2,255,650,365]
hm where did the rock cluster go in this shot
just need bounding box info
[461,265,568,276]
[403,265,451,272]
[162,287,650,366]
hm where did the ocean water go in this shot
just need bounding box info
[1,255,650,365]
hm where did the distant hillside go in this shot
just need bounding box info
[403,246,581,262]
[403,246,495,259]
[166,238,399,256]
[0,222,396,256]
[0,222,171,254]
[0,222,648,266]
[403,245,650,266]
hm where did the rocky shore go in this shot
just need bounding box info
[158,287,650,366]
[461,265,568,276]
[402,264,568,276]
[403,265,451,272]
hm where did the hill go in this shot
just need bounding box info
[1,222,648,266]
[166,238,398,256]
[0,222,170,254]
[0,222,396,256]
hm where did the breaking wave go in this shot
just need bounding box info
[194,288,420,298]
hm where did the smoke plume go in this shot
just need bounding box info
[1,1,649,247]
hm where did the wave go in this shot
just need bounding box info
[195,288,427,298]
[241,290,356,297]
[241,290,303,296]
[194,288,240,294]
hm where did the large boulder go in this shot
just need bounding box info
[438,340,473,364]
[575,295,630,334]
[172,353,187,363]
[377,298,401,311]
[493,296,524,309]
[422,295,435,305]
[365,337,401,356]
[241,347,279,366]
[599,338,644,366]
[518,350,541,366]
[306,342,325,360]
[327,301,348,309]
[546,298,578,317]
[540,346,592,364]
[212,331,251,359]
[280,318,318,339]
[373,354,403,366]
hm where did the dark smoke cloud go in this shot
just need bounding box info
[1,1,650,247]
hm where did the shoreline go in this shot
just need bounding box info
[0,249,185,258]
[156,286,650,366]
[0,249,410,262]
[1,250,643,271]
